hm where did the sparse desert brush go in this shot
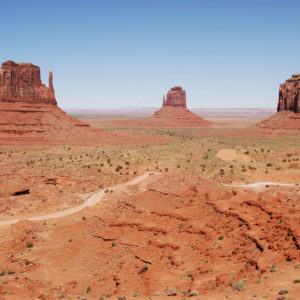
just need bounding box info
[278,289,288,295]
[26,242,33,248]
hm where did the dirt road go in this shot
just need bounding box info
[0,172,158,226]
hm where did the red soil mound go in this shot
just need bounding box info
[258,111,300,131]
[152,105,211,127]
[0,101,99,139]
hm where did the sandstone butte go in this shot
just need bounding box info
[258,74,300,130]
[0,61,100,143]
[152,86,212,127]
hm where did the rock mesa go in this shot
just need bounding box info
[258,74,300,131]
[0,60,99,143]
[152,86,211,127]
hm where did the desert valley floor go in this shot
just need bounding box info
[0,113,299,300]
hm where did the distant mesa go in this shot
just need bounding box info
[152,86,211,127]
[162,86,186,108]
[258,74,300,131]
[0,60,99,143]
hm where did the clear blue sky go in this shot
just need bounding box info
[1,0,300,109]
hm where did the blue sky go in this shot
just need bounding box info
[1,0,300,109]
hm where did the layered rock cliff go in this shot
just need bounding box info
[277,74,300,113]
[0,61,57,105]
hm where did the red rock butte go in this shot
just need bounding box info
[0,61,100,144]
[258,74,300,131]
[0,61,57,105]
[152,86,211,127]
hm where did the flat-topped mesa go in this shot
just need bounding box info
[277,74,300,113]
[162,86,186,108]
[0,61,57,105]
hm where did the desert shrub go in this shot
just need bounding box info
[233,279,247,291]
[115,165,123,172]
[278,289,288,295]
[140,266,148,274]
[26,242,33,248]
[270,265,277,272]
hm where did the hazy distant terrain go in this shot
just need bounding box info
[66,107,275,118]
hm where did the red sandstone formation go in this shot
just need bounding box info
[0,61,56,105]
[162,86,186,108]
[277,74,300,113]
[152,86,211,127]
[258,74,300,131]
[0,61,99,143]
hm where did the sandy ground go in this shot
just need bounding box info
[0,114,299,299]
[216,149,251,162]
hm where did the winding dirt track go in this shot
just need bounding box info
[0,174,297,227]
[223,181,299,188]
[0,172,157,227]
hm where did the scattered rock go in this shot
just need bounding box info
[12,189,30,196]
[189,290,199,297]
[45,178,57,185]
[167,288,177,296]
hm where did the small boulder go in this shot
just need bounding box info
[167,288,177,296]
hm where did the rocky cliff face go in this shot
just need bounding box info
[277,74,300,113]
[0,61,56,105]
[163,86,186,108]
